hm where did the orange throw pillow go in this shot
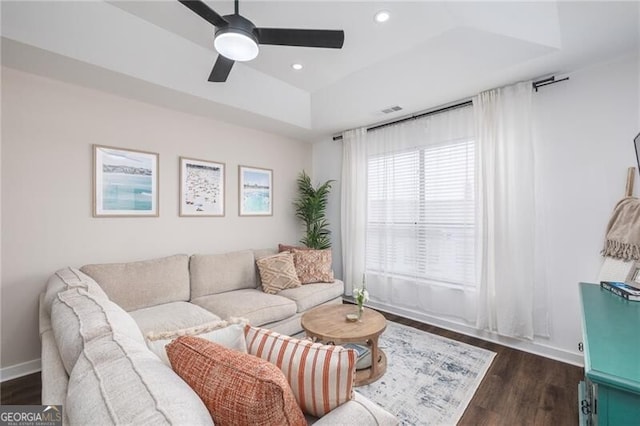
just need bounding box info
[166,336,306,426]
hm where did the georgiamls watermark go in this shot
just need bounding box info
[0,405,62,426]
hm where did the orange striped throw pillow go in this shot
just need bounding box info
[245,326,357,417]
[166,336,306,426]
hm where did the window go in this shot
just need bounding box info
[366,137,476,289]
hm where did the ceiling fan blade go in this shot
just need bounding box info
[209,55,235,82]
[179,0,228,28]
[255,28,344,48]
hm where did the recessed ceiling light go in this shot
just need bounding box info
[374,10,390,23]
[291,63,303,71]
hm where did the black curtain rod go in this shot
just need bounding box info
[332,100,472,141]
[333,75,569,141]
[532,76,569,92]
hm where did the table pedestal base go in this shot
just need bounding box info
[355,350,387,387]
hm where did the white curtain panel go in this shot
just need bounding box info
[474,81,548,340]
[364,107,477,323]
[341,128,368,295]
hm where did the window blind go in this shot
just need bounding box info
[366,138,476,289]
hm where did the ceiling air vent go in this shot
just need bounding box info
[381,105,403,114]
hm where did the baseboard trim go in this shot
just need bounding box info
[362,300,584,367]
[0,358,41,382]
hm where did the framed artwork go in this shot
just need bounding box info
[238,165,273,216]
[93,145,159,217]
[179,157,225,217]
[634,131,640,173]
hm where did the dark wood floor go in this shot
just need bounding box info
[1,313,582,425]
[1,371,41,405]
[381,311,583,425]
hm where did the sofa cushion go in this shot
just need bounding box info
[313,393,398,426]
[51,288,144,375]
[67,333,213,426]
[44,267,108,315]
[254,247,278,260]
[167,336,306,426]
[190,250,257,298]
[129,301,221,336]
[291,249,335,284]
[261,313,305,337]
[192,289,297,326]
[80,254,190,311]
[146,320,248,366]
[278,280,345,312]
[245,326,357,417]
[257,252,302,294]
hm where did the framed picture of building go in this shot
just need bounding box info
[180,157,225,217]
[93,145,159,217]
[238,165,272,216]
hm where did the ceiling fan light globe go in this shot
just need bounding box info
[214,31,259,62]
[374,10,390,23]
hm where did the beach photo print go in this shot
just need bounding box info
[180,157,225,217]
[239,165,272,216]
[93,145,159,217]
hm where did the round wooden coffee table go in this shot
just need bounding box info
[301,304,387,386]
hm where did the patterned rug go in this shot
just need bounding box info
[357,321,496,425]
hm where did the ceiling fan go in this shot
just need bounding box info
[179,0,345,82]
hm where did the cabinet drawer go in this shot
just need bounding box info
[596,384,640,425]
[580,283,640,426]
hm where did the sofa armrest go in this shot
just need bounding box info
[40,330,68,405]
[39,293,52,336]
[40,295,70,425]
[41,329,70,425]
[313,392,397,426]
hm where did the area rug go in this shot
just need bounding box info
[357,321,496,425]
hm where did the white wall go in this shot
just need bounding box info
[531,52,639,361]
[0,68,311,373]
[312,52,640,365]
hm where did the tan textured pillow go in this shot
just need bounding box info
[245,326,356,417]
[291,248,335,284]
[256,252,301,294]
[167,336,306,426]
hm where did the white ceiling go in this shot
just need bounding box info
[2,1,639,141]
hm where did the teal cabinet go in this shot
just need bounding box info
[579,282,640,425]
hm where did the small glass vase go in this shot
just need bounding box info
[356,304,364,320]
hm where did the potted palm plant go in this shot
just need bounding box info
[294,171,334,249]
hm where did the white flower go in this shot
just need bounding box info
[354,287,369,304]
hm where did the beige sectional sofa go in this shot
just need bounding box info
[39,248,397,425]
